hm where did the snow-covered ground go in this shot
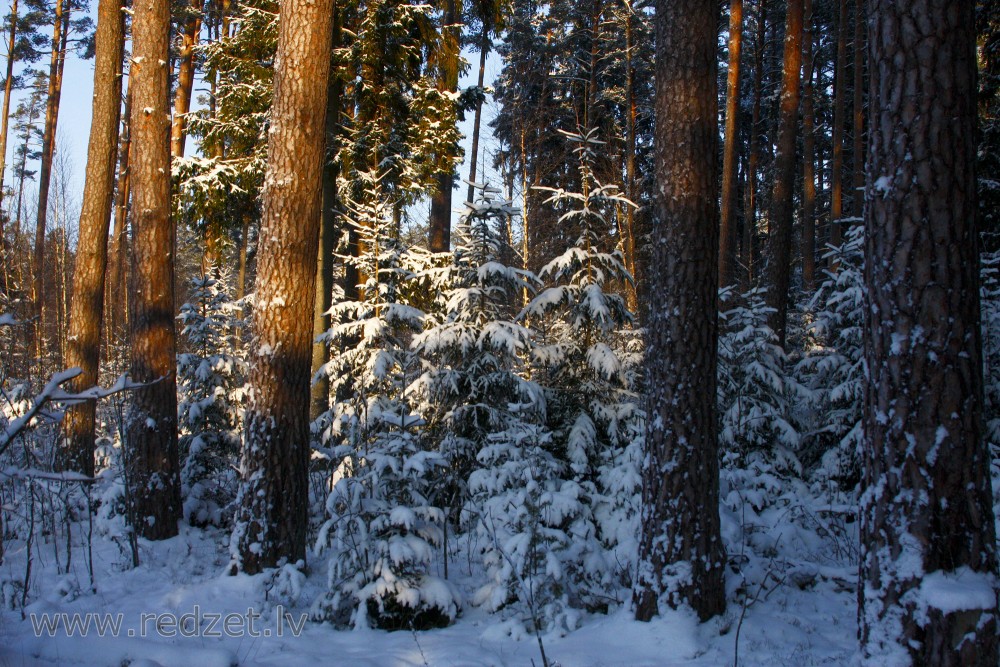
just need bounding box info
[0,522,858,667]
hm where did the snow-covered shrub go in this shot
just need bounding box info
[718,287,800,458]
[176,271,247,526]
[795,225,865,489]
[470,421,587,635]
[314,174,457,630]
[411,184,538,523]
[413,185,578,629]
[523,129,641,605]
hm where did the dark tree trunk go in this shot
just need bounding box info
[310,13,344,423]
[719,0,743,289]
[861,1,999,663]
[633,0,724,623]
[850,0,863,219]
[232,0,334,574]
[763,0,804,347]
[62,0,126,476]
[126,0,181,540]
[466,38,489,206]
[742,0,767,291]
[801,0,816,291]
[828,0,847,262]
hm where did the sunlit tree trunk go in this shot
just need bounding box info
[126,0,181,540]
[31,0,68,360]
[62,0,126,475]
[0,0,19,269]
[232,0,334,574]
[170,0,203,160]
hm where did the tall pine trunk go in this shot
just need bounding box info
[126,0,181,541]
[310,10,344,423]
[62,0,126,475]
[742,0,767,290]
[31,0,68,359]
[466,37,489,206]
[763,0,804,346]
[107,78,133,358]
[800,0,816,291]
[850,0,863,219]
[828,0,847,262]
[719,0,743,289]
[633,0,724,623]
[427,0,460,253]
[170,0,202,160]
[0,0,18,256]
[861,1,999,663]
[232,0,334,574]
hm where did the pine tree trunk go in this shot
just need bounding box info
[0,0,18,268]
[801,0,816,292]
[850,0,863,220]
[465,37,489,206]
[233,0,334,574]
[126,0,181,541]
[742,0,767,291]
[310,12,344,423]
[829,0,847,261]
[107,80,133,356]
[633,0,724,623]
[719,0,743,290]
[622,5,638,313]
[62,0,126,476]
[170,0,202,159]
[763,0,804,347]
[861,1,999,663]
[427,0,460,253]
[31,0,67,360]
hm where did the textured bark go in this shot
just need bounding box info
[427,0,460,253]
[801,0,816,291]
[829,0,847,260]
[763,0,803,347]
[860,1,999,663]
[31,0,68,356]
[170,0,203,159]
[233,0,334,574]
[126,0,181,541]
[719,0,742,289]
[633,0,724,623]
[62,0,126,476]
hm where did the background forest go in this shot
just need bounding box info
[0,0,996,665]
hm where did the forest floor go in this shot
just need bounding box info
[0,509,860,666]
